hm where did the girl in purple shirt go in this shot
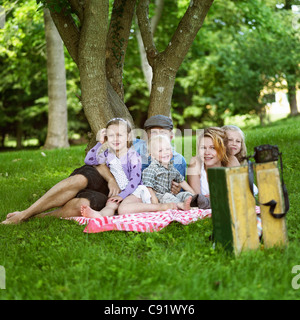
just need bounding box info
[81,118,142,218]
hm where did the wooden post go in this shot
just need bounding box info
[208,166,260,255]
[255,162,288,248]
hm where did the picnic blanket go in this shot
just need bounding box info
[67,206,261,234]
[67,208,212,233]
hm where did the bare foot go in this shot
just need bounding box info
[184,196,192,211]
[81,205,103,219]
[2,211,27,224]
[176,196,192,211]
[6,211,19,219]
[81,201,118,219]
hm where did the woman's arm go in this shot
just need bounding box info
[187,156,201,194]
[180,180,196,195]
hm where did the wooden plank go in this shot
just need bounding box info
[255,162,288,248]
[208,168,233,251]
[208,166,259,255]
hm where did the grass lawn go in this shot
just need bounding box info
[0,116,299,300]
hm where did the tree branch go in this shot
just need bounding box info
[136,0,158,66]
[106,0,137,99]
[68,0,84,22]
[163,0,214,70]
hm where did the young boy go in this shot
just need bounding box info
[142,135,195,211]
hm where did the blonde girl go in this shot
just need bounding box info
[222,125,247,164]
[81,118,143,218]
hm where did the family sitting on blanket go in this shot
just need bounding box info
[2,115,246,224]
[81,130,195,219]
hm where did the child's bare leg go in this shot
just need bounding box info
[118,195,177,215]
[81,201,118,218]
[176,196,192,211]
[99,201,119,217]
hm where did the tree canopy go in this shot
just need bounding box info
[0,0,299,148]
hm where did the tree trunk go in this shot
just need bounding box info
[137,0,214,117]
[283,1,299,117]
[258,107,266,126]
[78,0,114,135]
[287,83,299,116]
[43,8,69,149]
[49,0,133,137]
[106,0,137,100]
[16,120,22,149]
[46,0,213,136]
[149,56,177,116]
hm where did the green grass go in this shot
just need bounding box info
[0,116,300,300]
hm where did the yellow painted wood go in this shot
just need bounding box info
[208,166,259,255]
[255,162,288,248]
[225,166,260,255]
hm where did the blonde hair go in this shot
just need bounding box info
[197,127,229,167]
[147,134,171,155]
[222,125,247,164]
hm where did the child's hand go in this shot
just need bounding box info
[107,195,123,204]
[97,128,107,144]
[171,181,181,195]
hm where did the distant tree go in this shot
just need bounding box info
[43,8,69,149]
[0,1,48,148]
[135,0,164,92]
[280,0,299,116]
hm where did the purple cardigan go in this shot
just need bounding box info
[84,142,142,199]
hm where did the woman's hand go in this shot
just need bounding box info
[107,178,121,197]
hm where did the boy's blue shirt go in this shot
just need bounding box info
[133,138,187,178]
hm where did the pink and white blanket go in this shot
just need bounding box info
[67,208,212,233]
[67,206,261,234]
